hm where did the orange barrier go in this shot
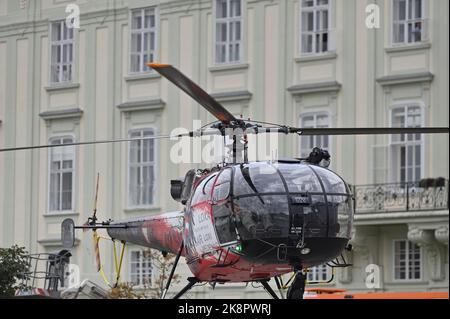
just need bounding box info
[304,288,449,299]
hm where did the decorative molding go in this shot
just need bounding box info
[407,226,446,281]
[39,107,83,121]
[295,52,337,63]
[124,72,161,82]
[435,226,449,246]
[287,81,341,95]
[376,72,434,86]
[385,42,431,53]
[210,90,252,103]
[44,83,80,92]
[407,227,435,245]
[117,99,165,112]
[209,63,249,73]
[354,210,449,225]
[38,237,80,248]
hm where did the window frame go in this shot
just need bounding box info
[392,239,423,282]
[307,264,331,282]
[129,249,154,288]
[298,0,334,56]
[47,135,76,214]
[48,20,75,85]
[298,111,332,159]
[127,127,157,209]
[391,0,426,46]
[213,0,245,65]
[128,6,159,74]
[388,102,425,183]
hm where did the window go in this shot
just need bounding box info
[307,264,331,282]
[50,21,74,83]
[48,137,75,212]
[191,173,218,206]
[392,0,425,44]
[300,0,332,55]
[390,105,423,183]
[299,113,330,158]
[215,0,243,64]
[130,7,157,73]
[130,250,153,286]
[394,240,422,280]
[128,129,155,207]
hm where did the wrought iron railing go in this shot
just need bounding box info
[353,179,449,213]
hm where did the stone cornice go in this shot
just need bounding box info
[39,107,83,121]
[376,72,434,86]
[210,90,252,103]
[117,99,165,112]
[435,226,449,245]
[287,81,341,95]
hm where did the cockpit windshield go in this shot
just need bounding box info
[228,162,353,241]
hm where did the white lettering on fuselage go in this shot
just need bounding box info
[191,207,219,255]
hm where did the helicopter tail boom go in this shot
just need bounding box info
[106,211,184,255]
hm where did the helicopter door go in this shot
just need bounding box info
[211,169,237,245]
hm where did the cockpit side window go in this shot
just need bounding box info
[190,173,218,206]
[212,169,232,203]
[310,166,348,194]
[212,169,236,244]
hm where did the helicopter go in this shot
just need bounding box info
[2,63,447,299]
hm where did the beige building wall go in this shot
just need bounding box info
[0,0,448,298]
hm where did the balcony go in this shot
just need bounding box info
[354,179,449,214]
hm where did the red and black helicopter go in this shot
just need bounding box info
[2,63,448,299]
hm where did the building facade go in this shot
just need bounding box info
[0,0,448,298]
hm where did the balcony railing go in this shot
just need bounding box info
[354,179,449,213]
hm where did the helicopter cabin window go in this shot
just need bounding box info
[393,240,422,281]
[212,169,236,244]
[48,137,75,212]
[299,0,333,55]
[128,128,155,207]
[214,0,243,64]
[299,113,330,159]
[49,20,74,84]
[130,249,153,287]
[389,104,423,183]
[190,173,218,206]
[392,0,426,45]
[233,163,290,240]
[129,7,157,73]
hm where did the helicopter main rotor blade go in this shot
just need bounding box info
[148,63,237,124]
[286,127,449,135]
[0,134,178,153]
